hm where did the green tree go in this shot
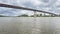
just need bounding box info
[40,14,42,17]
[51,14,55,17]
[0,15,5,17]
[58,14,60,17]
[18,14,28,17]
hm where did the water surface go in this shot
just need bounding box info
[0,17,60,34]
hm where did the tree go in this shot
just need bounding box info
[40,14,42,17]
[18,14,28,17]
[0,15,5,17]
[58,14,60,17]
[50,14,55,17]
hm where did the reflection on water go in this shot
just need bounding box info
[0,17,60,34]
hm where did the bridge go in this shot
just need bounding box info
[0,3,59,34]
[0,3,58,16]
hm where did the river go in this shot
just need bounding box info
[0,17,60,34]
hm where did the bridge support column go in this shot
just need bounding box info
[34,11,37,18]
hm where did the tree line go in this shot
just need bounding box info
[17,14,60,17]
[0,14,60,17]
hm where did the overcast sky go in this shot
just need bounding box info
[0,0,60,16]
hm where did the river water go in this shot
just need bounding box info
[0,17,60,34]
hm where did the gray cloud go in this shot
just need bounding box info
[0,0,60,16]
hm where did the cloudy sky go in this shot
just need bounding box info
[0,0,60,16]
